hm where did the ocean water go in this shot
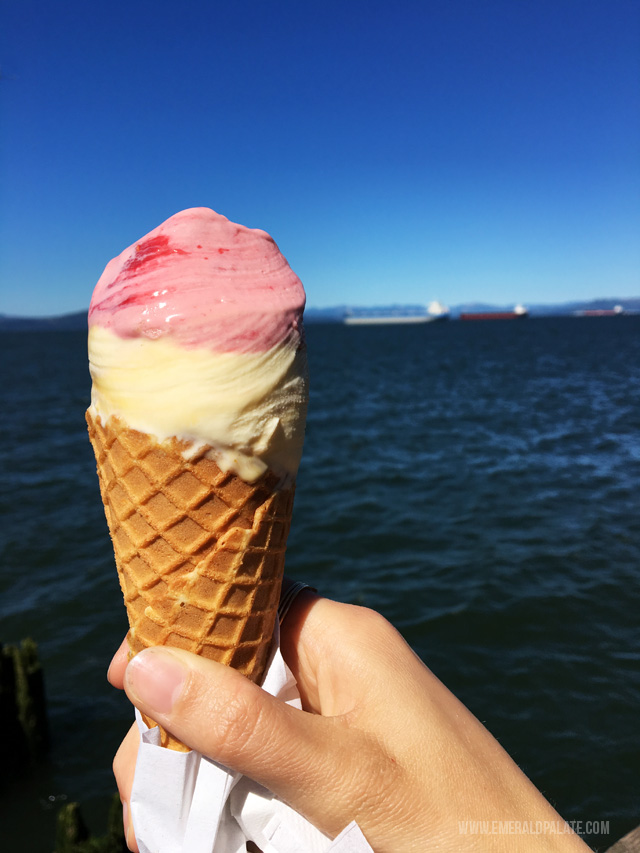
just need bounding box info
[0,317,639,851]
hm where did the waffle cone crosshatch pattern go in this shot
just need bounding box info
[87,411,295,747]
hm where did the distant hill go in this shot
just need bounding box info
[0,310,88,331]
[1,298,639,330]
[450,297,640,318]
[304,305,350,323]
[528,297,640,317]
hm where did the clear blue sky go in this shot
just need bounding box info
[1,0,638,316]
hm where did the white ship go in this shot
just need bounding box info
[344,300,450,325]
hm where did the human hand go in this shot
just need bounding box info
[109,590,592,852]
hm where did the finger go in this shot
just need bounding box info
[113,722,140,852]
[280,597,384,718]
[122,646,373,838]
[279,588,323,711]
[107,636,130,689]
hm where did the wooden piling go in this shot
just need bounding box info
[54,793,127,853]
[0,638,50,775]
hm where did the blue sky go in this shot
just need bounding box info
[1,0,638,316]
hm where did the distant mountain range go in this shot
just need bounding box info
[305,297,640,322]
[0,311,89,331]
[1,297,639,330]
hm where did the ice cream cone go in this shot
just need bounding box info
[86,208,308,750]
[87,410,295,751]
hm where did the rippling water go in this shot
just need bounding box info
[1,317,639,850]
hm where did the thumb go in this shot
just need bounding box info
[123,646,360,836]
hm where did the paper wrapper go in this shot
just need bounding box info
[129,625,374,853]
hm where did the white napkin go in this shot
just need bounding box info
[129,627,374,853]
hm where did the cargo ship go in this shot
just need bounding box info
[460,305,529,321]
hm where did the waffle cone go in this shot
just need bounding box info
[87,410,295,750]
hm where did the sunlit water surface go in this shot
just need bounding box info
[1,317,638,850]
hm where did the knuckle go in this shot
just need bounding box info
[343,602,392,631]
[207,678,266,759]
[342,737,410,828]
[343,604,400,647]
[356,605,394,631]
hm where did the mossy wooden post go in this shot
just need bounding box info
[11,638,50,760]
[55,802,90,852]
[54,793,127,853]
[0,638,50,775]
[0,643,29,773]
